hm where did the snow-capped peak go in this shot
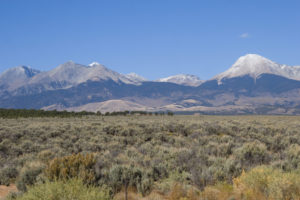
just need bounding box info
[214,54,300,82]
[157,74,203,86]
[88,62,101,67]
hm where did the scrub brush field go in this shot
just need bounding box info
[1,115,300,199]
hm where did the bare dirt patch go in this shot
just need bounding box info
[0,184,17,199]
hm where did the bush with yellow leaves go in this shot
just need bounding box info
[199,166,300,200]
[233,166,300,200]
[168,183,200,200]
[201,182,234,200]
[44,153,96,185]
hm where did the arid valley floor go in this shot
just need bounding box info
[1,115,300,199]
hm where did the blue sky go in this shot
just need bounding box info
[0,0,299,80]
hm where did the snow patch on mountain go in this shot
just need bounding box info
[157,74,203,86]
[124,73,147,83]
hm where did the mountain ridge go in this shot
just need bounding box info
[1,54,300,114]
[0,66,40,90]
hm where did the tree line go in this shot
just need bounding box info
[0,108,174,118]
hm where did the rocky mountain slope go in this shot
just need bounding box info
[0,66,40,91]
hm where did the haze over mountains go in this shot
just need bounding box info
[1,54,300,114]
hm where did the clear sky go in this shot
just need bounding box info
[0,0,299,80]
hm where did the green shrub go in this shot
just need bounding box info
[109,165,152,199]
[109,165,139,194]
[234,141,269,167]
[16,162,45,192]
[7,179,110,200]
[151,163,168,181]
[284,144,300,170]
[0,166,18,186]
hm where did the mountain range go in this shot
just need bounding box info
[1,54,300,114]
